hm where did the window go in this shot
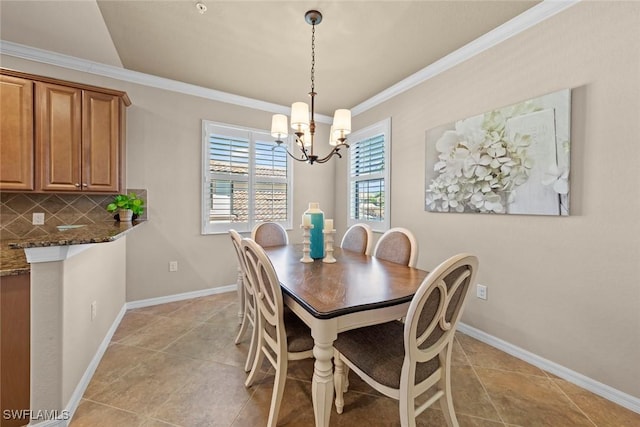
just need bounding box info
[202,121,292,234]
[347,118,391,232]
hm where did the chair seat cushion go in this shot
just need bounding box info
[334,321,439,389]
[284,309,315,353]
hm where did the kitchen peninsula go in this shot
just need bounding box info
[0,220,145,426]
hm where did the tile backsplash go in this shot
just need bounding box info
[0,189,147,240]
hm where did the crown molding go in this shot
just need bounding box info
[351,0,581,116]
[1,0,579,121]
[0,39,334,124]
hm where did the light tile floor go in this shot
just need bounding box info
[70,292,640,427]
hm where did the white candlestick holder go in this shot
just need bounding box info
[323,228,336,263]
[300,224,314,263]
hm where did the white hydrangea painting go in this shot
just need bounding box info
[425,89,570,216]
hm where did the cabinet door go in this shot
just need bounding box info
[83,91,120,192]
[0,273,31,427]
[36,82,82,191]
[0,75,34,190]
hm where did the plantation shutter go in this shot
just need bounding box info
[207,129,250,230]
[254,134,289,222]
[347,118,391,232]
[202,122,291,234]
[350,134,386,222]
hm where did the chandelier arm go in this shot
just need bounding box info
[314,143,350,164]
[273,144,310,162]
[295,135,313,159]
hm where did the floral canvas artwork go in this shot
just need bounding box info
[425,89,570,216]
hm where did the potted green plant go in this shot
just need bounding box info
[106,193,145,222]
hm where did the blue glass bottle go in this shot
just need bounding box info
[304,202,325,259]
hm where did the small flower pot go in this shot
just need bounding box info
[118,209,134,222]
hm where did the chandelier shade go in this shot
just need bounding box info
[271,10,351,165]
[270,114,288,140]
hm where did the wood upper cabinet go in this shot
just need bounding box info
[36,82,83,191]
[36,83,122,192]
[83,90,121,192]
[0,75,35,191]
[0,68,129,193]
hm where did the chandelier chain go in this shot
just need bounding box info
[311,23,315,94]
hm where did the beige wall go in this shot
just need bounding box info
[335,2,640,398]
[62,238,126,403]
[30,261,64,412]
[29,238,126,412]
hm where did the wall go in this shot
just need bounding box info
[29,261,63,413]
[335,2,640,398]
[0,55,336,302]
[29,237,126,413]
[61,237,126,403]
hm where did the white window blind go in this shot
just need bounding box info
[347,118,391,232]
[202,121,292,234]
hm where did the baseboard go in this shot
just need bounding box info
[27,305,127,427]
[457,323,640,414]
[125,284,236,310]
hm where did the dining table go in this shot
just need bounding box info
[263,244,429,427]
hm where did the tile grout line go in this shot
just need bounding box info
[113,312,171,340]
[228,376,266,427]
[81,343,168,401]
[79,397,182,427]
[155,300,242,354]
[454,334,509,426]
[87,308,206,421]
[126,316,211,426]
[547,377,599,427]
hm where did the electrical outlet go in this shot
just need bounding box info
[476,284,488,300]
[169,261,178,272]
[32,212,45,225]
[91,301,97,320]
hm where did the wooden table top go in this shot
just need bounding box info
[264,244,429,319]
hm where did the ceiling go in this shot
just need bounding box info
[1,1,540,116]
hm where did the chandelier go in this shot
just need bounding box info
[270,10,351,165]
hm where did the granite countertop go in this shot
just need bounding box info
[1,221,145,277]
[1,241,29,276]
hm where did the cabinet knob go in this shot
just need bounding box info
[82,183,88,187]
[75,183,81,187]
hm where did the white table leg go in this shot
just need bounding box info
[310,319,337,427]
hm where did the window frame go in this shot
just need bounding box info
[346,117,391,233]
[201,120,293,235]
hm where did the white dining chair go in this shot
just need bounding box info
[242,238,314,427]
[373,227,418,267]
[229,229,258,372]
[333,253,479,427]
[251,222,289,247]
[340,223,373,255]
